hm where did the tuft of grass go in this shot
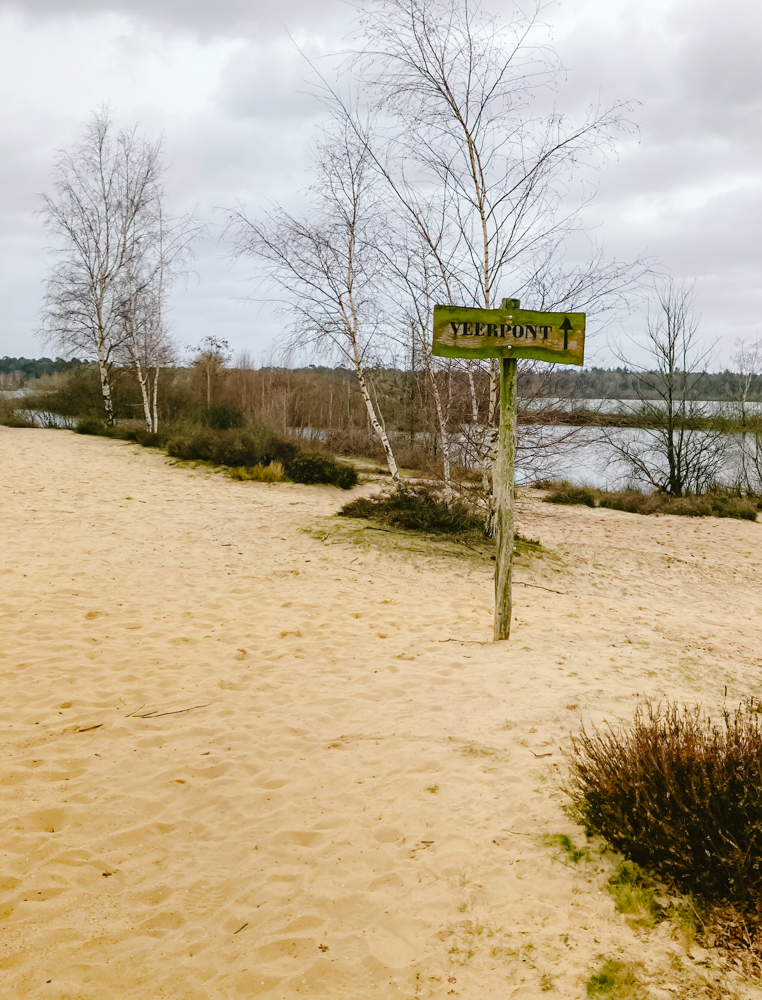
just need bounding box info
[226,462,284,483]
[339,482,486,536]
[586,958,647,999]
[425,784,439,793]
[605,861,664,929]
[567,700,762,909]
[460,744,495,758]
[542,481,757,521]
[542,833,589,864]
[668,897,702,948]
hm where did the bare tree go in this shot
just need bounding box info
[227,122,400,480]
[116,199,199,432]
[192,336,232,410]
[344,0,646,522]
[731,336,762,492]
[389,239,457,499]
[607,280,727,496]
[732,337,762,429]
[40,109,162,425]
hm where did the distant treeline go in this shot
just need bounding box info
[6,357,762,402]
[522,367,762,401]
[0,356,88,388]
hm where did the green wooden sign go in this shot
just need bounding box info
[430,296,586,642]
[432,298,585,366]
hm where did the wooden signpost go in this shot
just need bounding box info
[432,298,586,641]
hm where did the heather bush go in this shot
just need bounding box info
[165,426,295,467]
[286,452,358,489]
[339,482,486,535]
[567,700,762,907]
[123,428,166,448]
[75,418,107,435]
[165,426,357,489]
[205,404,245,430]
[542,481,757,521]
[543,482,598,507]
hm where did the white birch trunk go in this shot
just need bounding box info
[95,336,115,426]
[151,367,159,432]
[350,338,399,481]
[424,357,453,504]
[134,358,153,432]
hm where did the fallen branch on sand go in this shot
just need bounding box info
[514,581,566,595]
[135,703,211,719]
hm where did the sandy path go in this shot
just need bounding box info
[1,427,761,999]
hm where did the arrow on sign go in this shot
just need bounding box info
[560,316,572,351]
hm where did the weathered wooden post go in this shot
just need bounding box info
[493,355,517,640]
[432,297,585,641]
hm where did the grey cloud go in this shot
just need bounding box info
[0,0,348,38]
[216,45,327,124]
[3,0,762,363]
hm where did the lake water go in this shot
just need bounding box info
[515,425,759,490]
[523,397,762,416]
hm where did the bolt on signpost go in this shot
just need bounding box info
[432,298,585,641]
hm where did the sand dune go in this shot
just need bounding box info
[1,426,762,998]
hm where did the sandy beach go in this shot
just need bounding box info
[2,426,762,999]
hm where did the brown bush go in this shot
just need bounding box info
[567,700,762,907]
[541,482,757,521]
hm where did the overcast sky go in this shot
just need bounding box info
[1,0,760,368]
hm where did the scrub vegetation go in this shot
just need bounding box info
[567,699,762,963]
[542,481,759,521]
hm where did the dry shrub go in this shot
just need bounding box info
[166,427,358,489]
[567,701,762,908]
[542,482,598,507]
[0,397,35,427]
[285,452,358,489]
[542,482,757,521]
[339,482,486,535]
[166,426,295,467]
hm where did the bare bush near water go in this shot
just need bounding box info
[606,280,731,496]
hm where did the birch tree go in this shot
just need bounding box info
[116,201,198,431]
[348,0,643,524]
[384,226,458,499]
[41,109,162,425]
[227,123,400,480]
[41,108,197,430]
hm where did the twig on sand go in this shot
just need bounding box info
[125,704,146,718]
[514,581,566,595]
[233,923,249,935]
[76,724,104,733]
[136,703,211,719]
